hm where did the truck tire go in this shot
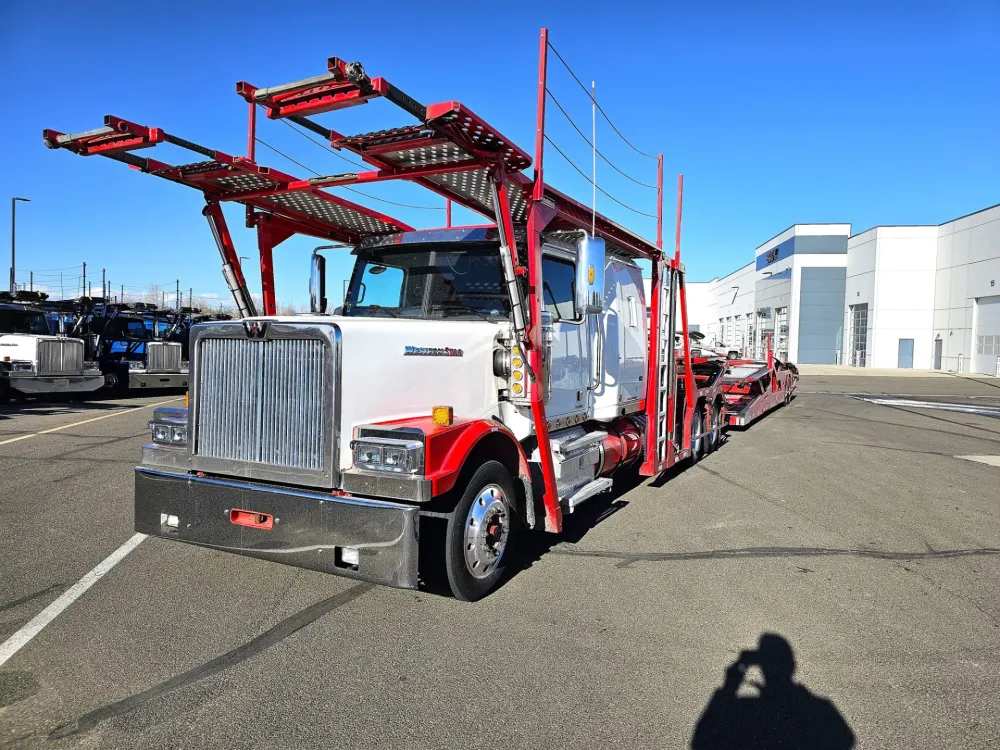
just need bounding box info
[727,351,738,360]
[706,402,722,454]
[690,404,706,464]
[444,460,518,602]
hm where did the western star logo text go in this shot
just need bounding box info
[403,345,464,357]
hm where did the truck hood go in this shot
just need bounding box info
[249,315,506,472]
[0,333,61,361]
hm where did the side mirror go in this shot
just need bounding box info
[310,252,327,314]
[575,235,605,316]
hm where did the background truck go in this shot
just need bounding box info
[47,298,190,393]
[48,32,746,600]
[0,291,103,402]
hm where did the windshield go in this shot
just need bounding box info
[343,243,510,321]
[104,317,150,341]
[0,309,50,335]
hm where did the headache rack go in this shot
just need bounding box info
[44,28,699,534]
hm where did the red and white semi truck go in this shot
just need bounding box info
[44,31,779,600]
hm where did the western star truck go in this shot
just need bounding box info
[0,292,103,402]
[45,32,789,600]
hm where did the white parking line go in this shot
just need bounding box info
[0,533,148,667]
[0,397,184,446]
[955,455,1000,467]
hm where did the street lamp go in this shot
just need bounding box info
[10,197,30,294]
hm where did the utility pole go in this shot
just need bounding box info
[89,281,92,297]
[121,284,124,303]
[10,197,31,294]
[189,288,193,309]
[29,271,33,292]
[162,290,166,308]
[82,262,87,296]
[175,279,180,310]
[102,268,106,301]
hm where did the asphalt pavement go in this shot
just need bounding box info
[1,376,998,749]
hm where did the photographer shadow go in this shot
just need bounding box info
[691,633,855,750]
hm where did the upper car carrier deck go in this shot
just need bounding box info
[44,29,718,538]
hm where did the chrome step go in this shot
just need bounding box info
[562,477,614,512]
[553,430,607,456]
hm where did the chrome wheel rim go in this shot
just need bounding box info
[463,483,509,579]
[691,411,704,455]
[710,406,721,446]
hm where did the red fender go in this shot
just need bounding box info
[361,416,530,498]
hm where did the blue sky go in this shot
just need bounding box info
[1,1,997,309]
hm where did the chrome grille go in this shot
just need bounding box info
[147,342,182,372]
[195,337,327,471]
[37,339,84,374]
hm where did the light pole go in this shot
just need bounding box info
[10,197,30,294]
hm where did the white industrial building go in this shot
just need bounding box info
[670,202,1000,375]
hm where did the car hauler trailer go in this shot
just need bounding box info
[0,291,103,402]
[46,30,732,599]
[719,336,798,427]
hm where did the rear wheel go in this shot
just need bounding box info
[444,460,518,601]
[690,403,706,464]
[706,402,723,453]
[727,351,739,360]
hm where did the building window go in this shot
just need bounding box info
[849,304,869,367]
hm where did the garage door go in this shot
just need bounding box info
[974,295,1000,376]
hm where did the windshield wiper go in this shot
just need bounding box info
[436,301,498,324]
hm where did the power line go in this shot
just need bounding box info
[280,118,367,170]
[547,41,659,160]
[545,88,657,189]
[254,137,444,211]
[544,135,658,219]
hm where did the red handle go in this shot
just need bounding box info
[229,509,273,530]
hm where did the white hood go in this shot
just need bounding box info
[261,315,505,472]
[0,333,56,363]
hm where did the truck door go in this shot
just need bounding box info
[541,248,589,420]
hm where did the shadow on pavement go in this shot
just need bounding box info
[691,633,855,749]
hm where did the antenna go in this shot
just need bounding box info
[591,80,596,236]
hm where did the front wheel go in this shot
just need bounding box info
[727,351,739,360]
[445,460,518,602]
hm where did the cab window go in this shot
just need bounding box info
[541,256,577,321]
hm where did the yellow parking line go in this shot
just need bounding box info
[0,397,184,446]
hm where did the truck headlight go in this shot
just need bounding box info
[10,360,33,372]
[149,406,188,447]
[351,438,423,474]
[128,360,145,370]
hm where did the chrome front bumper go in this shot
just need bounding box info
[134,467,420,589]
[7,373,104,394]
[129,371,189,389]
